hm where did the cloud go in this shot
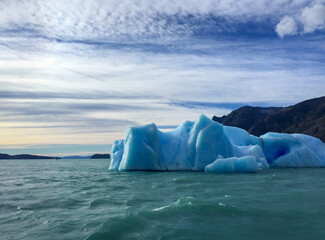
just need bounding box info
[0,1,323,43]
[301,4,325,33]
[275,3,325,38]
[0,0,325,147]
[275,16,298,38]
[168,100,288,110]
[0,0,322,43]
[0,90,161,100]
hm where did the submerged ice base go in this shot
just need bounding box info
[109,115,325,173]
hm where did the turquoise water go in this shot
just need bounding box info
[1,159,325,240]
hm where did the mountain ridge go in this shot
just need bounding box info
[212,96,325,142]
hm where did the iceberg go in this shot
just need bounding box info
[109,115,325,173]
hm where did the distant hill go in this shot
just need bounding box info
[212,96,325,142]
[60,155,91,159]
[91,154,110,159]
[60,154,110,159]
[0,153,60,160]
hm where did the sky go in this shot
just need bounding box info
[0,0,325,156]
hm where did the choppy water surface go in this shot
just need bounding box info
[1,159,325,240]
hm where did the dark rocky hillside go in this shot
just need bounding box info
[213,96,325,142]
[91,154,110,159]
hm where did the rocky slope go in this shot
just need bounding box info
[213,96,325,142]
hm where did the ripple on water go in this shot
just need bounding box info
[89,198,122,208]
[150,196,247,218]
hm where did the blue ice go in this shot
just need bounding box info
[109,115,325,173]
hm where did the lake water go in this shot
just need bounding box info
[1,159,325,240]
